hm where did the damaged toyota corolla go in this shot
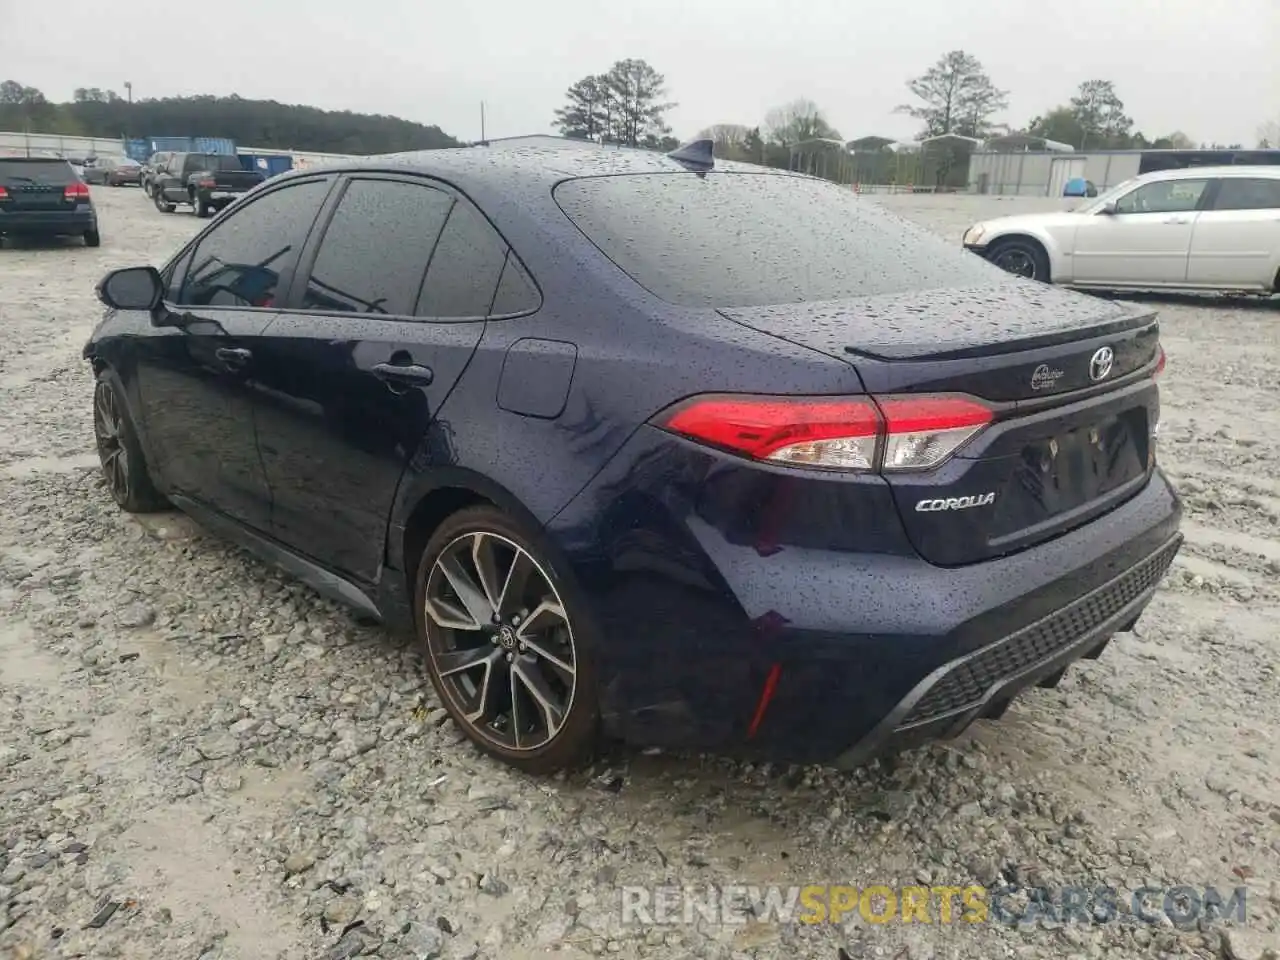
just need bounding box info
[83,136,1181,773]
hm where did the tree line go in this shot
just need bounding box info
[0,81,459,155]
[554,51,1270,172]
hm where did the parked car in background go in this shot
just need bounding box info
[150,152,265,217]
[0,157,99,247]
[85,138,1181,774]
[84,156,143,187]
[140,152,176,196]
[965,166,1280,294]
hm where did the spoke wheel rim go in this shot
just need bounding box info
[93,382,129,502]
[424,531,577,752]
[995,249,1036,278]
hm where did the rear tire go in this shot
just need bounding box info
[93,369,168,513]
[415,505,599,774]
[986,237,1051,283]
[84,230,101,248]
[193,195,211,218]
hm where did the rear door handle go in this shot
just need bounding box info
[215,346,252,369]
[1163,217,1191,224]
[372,361,434,387]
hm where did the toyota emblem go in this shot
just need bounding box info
[1089,346,1115,382]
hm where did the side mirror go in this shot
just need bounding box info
[96,266,164,312]
[1099,199,1119,215]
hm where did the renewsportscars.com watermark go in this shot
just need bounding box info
[620,883,1250,928]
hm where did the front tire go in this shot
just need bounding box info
[986,237,1051,283]
[93,370,168,513]
[416,505,598,774]
[153,187,175,214]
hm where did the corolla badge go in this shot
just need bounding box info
[915,492,996,512]
[1030,363,1064,390]
[1089,346,1115,382]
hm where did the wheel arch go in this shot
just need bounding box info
[984,232,1055,282]
[390,468,548,584]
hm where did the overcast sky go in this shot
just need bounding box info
[2,0,1275,147]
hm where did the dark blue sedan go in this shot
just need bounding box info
[85,136,1182,773]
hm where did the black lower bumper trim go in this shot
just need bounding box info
[832,532,1182,769]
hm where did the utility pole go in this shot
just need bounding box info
[124,81,132,104]
[480,102,486,144]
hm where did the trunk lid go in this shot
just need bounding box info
[721,280,1163,566]
[210,169,263,191]
[0,159,79,211]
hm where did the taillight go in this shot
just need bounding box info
[1153,344,1166,377]
[64,182,90,200]
[0,185,8,200]
[654,393,993,473]
[198,178,216,189]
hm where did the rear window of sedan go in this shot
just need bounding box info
[0,159,78,184]
[553,172,994,309]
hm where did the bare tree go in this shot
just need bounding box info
[1258,119,1280,149]
[896,51,1007,139]
[763,99,840,146]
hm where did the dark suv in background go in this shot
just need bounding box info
[0,157,99,247]
[150,152,265,217]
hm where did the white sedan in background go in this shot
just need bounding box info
[963,166,1280,295]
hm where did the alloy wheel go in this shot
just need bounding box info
[93,381,129,503]
[993,248,1037,279]
[424,531,577,752]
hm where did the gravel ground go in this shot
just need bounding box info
[1,186,1278,960]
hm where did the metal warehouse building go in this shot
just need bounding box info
[968,146,1280,197]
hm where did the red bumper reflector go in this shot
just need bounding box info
[746,663,782,739]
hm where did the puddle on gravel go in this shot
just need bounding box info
[0,621,66,688]
[1,452,100,478]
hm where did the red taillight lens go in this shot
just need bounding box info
[660,395,882,470]
[655,393,993,473]
[0,185,8,199]
[198,178,216,189]
[64,182,90,200]
[1153,344,1166,377]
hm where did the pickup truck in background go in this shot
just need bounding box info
[151,152,265,217]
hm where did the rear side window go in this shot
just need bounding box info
[1212,177,1280,211]
[490,254,540,315]
[0,160,76,185]
[553,172,995,309]
[300,178,454,316]
[415,202,510,318]
[176,178,331,308]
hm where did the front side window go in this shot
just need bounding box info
[1113,179,1208,215]
[300,178,454,316]
[1212,177,1280,211]
[175,179,330,308]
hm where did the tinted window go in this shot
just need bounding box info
[164,247,195,302]
[0,160,76,184]
[1114,179,1208,215]
[415,202,510,318]
[176,179,330,308]
[554,172,996,308]
[490,253,540,315]
[301,179,453,316]
[1212,177,1280,211]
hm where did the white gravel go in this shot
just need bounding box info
[1,186,1278,960]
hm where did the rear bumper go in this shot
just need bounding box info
[547,425,1183,765]
[830,532,1180,768]
[0,208,96,234]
